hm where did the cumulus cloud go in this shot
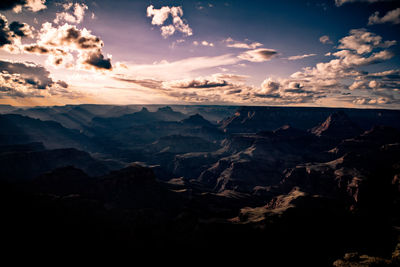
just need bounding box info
[368,8,400,25]
[224,37,263,49]
[337,28,396,54]
[351,96,394,105]
[238,48,278,62]
[200,40,214,47]
[287,54,317,60]
[193,40,214,47]
[348,69,400,92]
[0,0,47,13]
[254,77,329,104]
[146,5,192,38]
[319,35,333,44]
[260,78,280,94]
[0,14,33,49]
[349,80,370,90]
[292,49,394,81]
[335,0,388,6]
[22,22,112,70]
[54,3,88,24]
[278,29,399,106]
[114,29,397,106]
[0,59,69,98]
[38,23,103,50]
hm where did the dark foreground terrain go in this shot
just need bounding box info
[1,104,400,265]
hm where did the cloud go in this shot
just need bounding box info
[193,40,214,47]
[0,14,32,49]
[224,37,263,49]
[348,69,400,92]
[118,54,240,80]
[319,35,333,44]
[0,59,53,89]
[160,25,175,38]
[82,49,112,70]
[163,77,229,89]
[368,8,400,25]
[113,77,163,89]
[9,21,32,37]
[278,29,399,106]
[292,49,394,81]
[238,48,278,62]
[114,28,397,107]
[195,3,214,10]
[22,22,112,70]
[0,14,13,47]
[349,80,370,90]
[335,0,388,6]
[254,77,329,104]
[38,23,103,50]
[113,73,252,104]
[287,54,317,60]
[337,28,396,54]
[146,5,192,38]
[254,82,327,104]
[54,3,88,24]
[0,59,69,98]
[260,78,280,94]
[351,96,394,105]
[0,0,47,13]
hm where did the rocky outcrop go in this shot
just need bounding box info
[310,111,363,140]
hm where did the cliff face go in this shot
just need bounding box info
[310,111,363,140]
[1,105,399,265]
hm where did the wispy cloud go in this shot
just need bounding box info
[335,0,388,7]
[287,54,317,60]
[368,8,400,25]
[319,35,333,44]
[224,37,263,49]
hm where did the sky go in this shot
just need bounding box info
[0,0,399,108]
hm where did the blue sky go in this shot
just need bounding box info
[0,0,399,107]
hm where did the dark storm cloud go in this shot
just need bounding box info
[9,21,31,37]
[0,14,31,47]
[0,14,12,47]
[83,50,112,70]
[0,0,25,11]
[0,0,46,12]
